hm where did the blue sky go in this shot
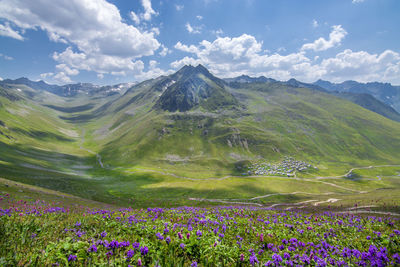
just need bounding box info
[0,0,399,85]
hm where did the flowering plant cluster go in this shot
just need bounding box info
[1,199,399,266]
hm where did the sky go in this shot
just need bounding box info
[0,0,399,85]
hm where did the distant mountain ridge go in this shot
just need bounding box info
[2,68,400,121]
[0,78,135,97]
[314,79,400,113]
[225,75,400,122]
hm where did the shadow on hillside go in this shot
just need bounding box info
[10,128,75,142]
[44,103,95,113]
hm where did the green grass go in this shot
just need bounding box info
[1,78,400,210]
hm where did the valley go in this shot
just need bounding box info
[1,65,400,213]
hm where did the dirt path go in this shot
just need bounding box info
[79,129,104,168]
[315,165,400,179]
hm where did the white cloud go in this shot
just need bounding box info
[175,4,184,11]
[159,45,171,57]
[185,23,201,34]
[174,42,199,54]
[170,56,202,69]
[97,73,104,79]
[0,0,160,79]
[0,22,24,40]
[129,0,158,24]
[40,64,79,84]
[312,19,319,28]
[40,72,54,79]
[40,71,73,84]
[56,64,79,76]
[53,47,145,73]
[172,34,400,84]
[135,60,174,81]
[301,25,347,52]
[320,49,400,82]
[141,0,157,21]
[53,72,73,83]
[211,28,224,36]
[352,0,365,3]
[130,11,141,24]
[0,53,13,60]
[151,27,160,36]
[0,77,3,81]
[196,15,203,20]
[173,34,307,78]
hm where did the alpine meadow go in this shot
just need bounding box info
[1,0,400,266]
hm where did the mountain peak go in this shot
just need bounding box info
[155,65,237,112]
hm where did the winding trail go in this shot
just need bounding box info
[315,165,400,180]
[79,129,104,168]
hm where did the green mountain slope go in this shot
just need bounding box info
[59,65,400,178]
[314,79,400,113]
[1,65,400,207]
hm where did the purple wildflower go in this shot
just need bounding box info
[126,249,134,259]
[250,254,259,265]
[88,244,97,253]
[140,246,149,256]
[68,255,77,262]
[196,230,202,237]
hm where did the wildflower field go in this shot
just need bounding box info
[1,193,400,266]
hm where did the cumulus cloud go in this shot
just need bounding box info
[185,23,201,34]
[352,0,365,3]
[130,0,158,24]
[175,4,184,11]
[141,0,158,21]
[320,49,400,82]
[312,19,319,28]
[172,34,400,84]
[0,0,160,81]
[196,15,203,20]
[56,64,79,76]
[172,34,310,79]
[52,47,145,74]
[135,60,174,81]
[301,25,347,52]
[39,64,79,84]
[130,11,141,24]
[159,45,171,57]
[0,22,24,40]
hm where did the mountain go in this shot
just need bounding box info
[1,65,400,206]
[224,75,276,84]
[331,92,400,122]
[0,77,59,93]
[225,75,400,122]
[284,78,400,122]
[314,79,400,113]
[155,64,238,112]
[0,78,134,97]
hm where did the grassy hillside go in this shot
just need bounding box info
[84,80,400,178]
[1,67,400,209]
